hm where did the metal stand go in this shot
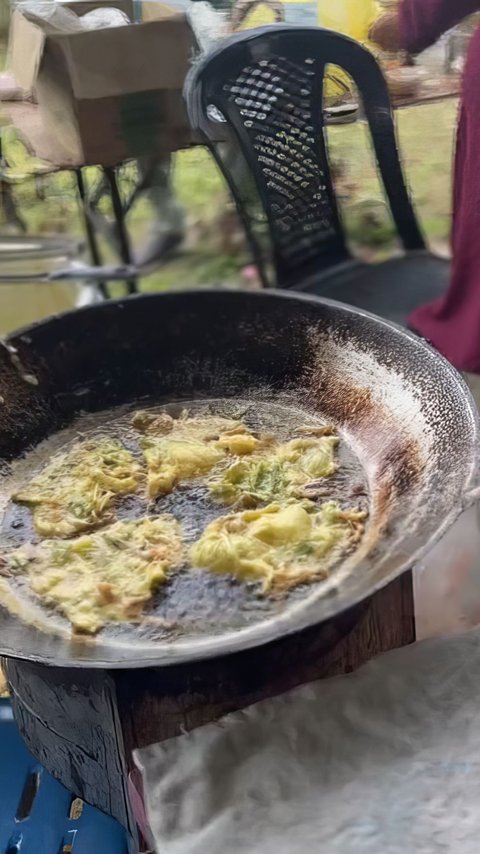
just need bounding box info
[75,166,139,298]
[0,115,182,297]
[75,169,109,300]
[104,167,137,295]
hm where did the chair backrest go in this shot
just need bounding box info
[186,25,426,289]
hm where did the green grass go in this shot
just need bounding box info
[399,100,457,244]
[174,148,226,220]
[327,98,457,253]
[0,98,457,331]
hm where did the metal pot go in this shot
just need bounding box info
[0,289,477,668]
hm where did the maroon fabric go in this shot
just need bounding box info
[398,0,479,54]
[397,0,480,371]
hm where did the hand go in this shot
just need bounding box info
[369,12,404,52]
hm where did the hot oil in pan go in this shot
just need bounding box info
[1,398,370,641]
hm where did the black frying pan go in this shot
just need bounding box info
[0,289,478,668]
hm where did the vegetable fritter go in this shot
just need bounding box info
[209,435,339,508]
[6,516,183,634]
[13,438,143,538]
[191,501,365,593]
[4,410,367,636]
[133,411,261,499]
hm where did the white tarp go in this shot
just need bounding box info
[136,625,480,854]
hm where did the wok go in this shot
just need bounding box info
[0,289,478,669]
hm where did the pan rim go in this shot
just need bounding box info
[1,289,478,668]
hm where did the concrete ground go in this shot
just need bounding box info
[414,371,480,640]
[464,371,480,404]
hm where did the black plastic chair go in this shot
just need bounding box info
[185,25,450,326]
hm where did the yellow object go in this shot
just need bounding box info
[318,0,379,42]
[238,3,278,29]
[317,0,381,101]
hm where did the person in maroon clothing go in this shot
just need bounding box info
[371,2,480,372]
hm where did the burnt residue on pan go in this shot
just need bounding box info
[0,397,370,642]
[296,324,434,589]
[306,368,425,502]
[0,288,476,667]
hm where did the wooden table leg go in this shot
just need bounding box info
[4,570,414,849]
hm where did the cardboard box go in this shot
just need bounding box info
[8,1,198,167]
[8,1,136,96]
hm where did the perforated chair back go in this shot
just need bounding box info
[186,25,425,288]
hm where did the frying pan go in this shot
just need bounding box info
[0,289,478,668]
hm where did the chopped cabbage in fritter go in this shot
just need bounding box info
[190,501,365,592]
[209,435,339,507]
[141,437,225,498]
[12,438,143,538]
[277,437,338,479]
[2,410,368,636]
[133,410,262,498]
[6,516,183,634]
